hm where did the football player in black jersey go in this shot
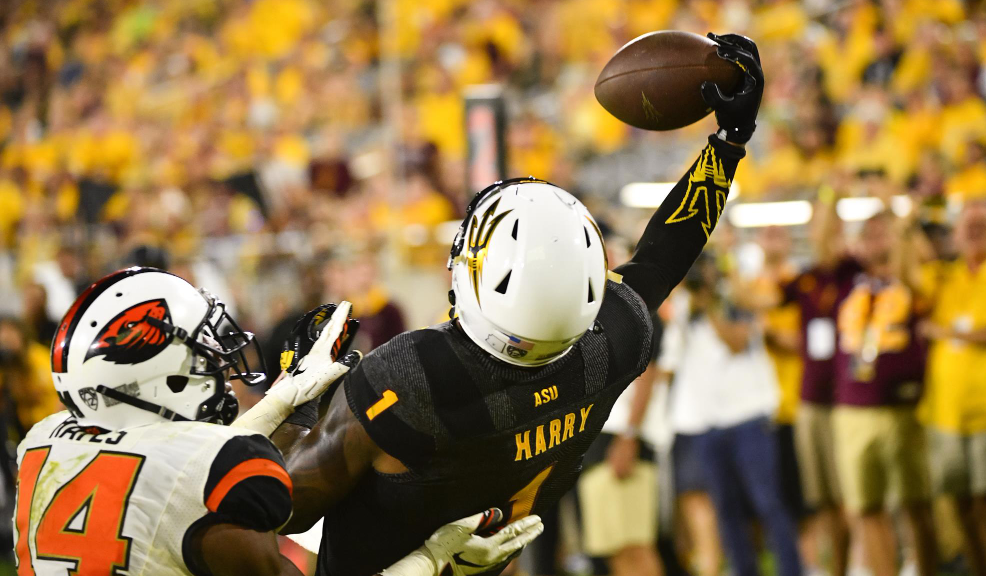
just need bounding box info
[268,34,764,576]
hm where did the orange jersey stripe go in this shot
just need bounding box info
[205,458,292,512]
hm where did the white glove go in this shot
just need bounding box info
[451,515,544,575]
[381,511,544,576]
[231,301,360,436]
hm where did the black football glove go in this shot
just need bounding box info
[280,303,359,374]
[280,303,359,429]
[701,33,764,145]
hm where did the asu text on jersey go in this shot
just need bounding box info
[322,279,653,576]
[532,385,558,407]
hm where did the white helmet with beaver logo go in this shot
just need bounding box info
[51,267,265,429]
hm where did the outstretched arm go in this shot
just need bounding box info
[615,136,746,310]
[195,508,543,576]
[184,434,303,575]
[615,33,763,312]
[226,301,377,533]
[275,383,383,534]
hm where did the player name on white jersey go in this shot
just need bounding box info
[14,411,265,575]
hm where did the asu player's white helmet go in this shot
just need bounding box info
[50,267,266,429]
[448,178,608,367]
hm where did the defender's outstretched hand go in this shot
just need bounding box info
[451,514,543,575]
[280,302,359,373]
[381,509,544,576]
[701,33,764,144]
[232,302,362,436]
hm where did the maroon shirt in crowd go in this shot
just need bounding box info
[355,302,406,350]
[783,258,863,404]
[833,275,927,407]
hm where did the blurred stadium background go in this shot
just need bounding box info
[1,0,986,574]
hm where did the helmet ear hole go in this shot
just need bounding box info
[166,375,189,393]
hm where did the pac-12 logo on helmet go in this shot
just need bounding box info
[85,299,174,365]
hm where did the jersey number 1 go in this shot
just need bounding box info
[15,448,145,575]
[507,464,555,522]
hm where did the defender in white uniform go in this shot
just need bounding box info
[15,412,294,575]
[14,267,542,576]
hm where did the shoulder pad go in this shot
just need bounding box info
[344,332,442,467]
[201,434,292,532]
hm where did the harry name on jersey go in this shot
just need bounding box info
[514,403,593,461]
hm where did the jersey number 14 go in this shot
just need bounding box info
[14,447,145,575]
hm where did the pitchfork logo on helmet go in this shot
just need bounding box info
[85,299,174,365]
[465,198,513,307]
[448,177,608,367]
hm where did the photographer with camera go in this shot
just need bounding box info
[663,254,802,576]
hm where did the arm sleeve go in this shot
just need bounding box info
[202,435,294,532]
[615,136,745,311]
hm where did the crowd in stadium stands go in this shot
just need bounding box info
[2,0,986,574]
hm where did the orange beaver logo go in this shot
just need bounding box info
[86,299,174,365]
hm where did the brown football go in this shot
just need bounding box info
[594,31,742,131]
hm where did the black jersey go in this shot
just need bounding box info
[316,279,652,576]
[315,136,745,576]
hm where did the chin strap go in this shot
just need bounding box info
[96,385,191,422]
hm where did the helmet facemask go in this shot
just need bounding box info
[88,289,266,425]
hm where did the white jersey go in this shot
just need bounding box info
[13,411,292,576]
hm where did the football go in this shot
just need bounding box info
[594,30,743,131]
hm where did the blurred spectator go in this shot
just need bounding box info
[0,315,62,563]
[919,200,986,575]
[743,226,812,566]
[322,247,406,351]
[121,243,171,270]
[662,286,722,576]
[31,247,82,322]
[579,363,662,576]
[20,282,57,346]
[0,316,62,435]
[777,191,857,576]
[663,254,802,576]
[833,211,936,576]
[667,430,721,576]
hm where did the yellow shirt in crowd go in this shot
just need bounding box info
[946,164,986,201]
[750,271,802,425]
[768,302,803,426]
[1,343,63,431]
[921,259,986,434]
